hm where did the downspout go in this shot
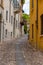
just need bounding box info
[36,0,38,49]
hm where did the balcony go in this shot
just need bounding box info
[13,0,21,13]
[0,0,4,9]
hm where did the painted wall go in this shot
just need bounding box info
[30,0,43,50]
[0,0,4,42]
[15,13,21,38]
[38,0,43,50]
[3,0,14,40]
[30,0,37,48]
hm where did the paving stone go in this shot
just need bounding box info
[0,35,43,65]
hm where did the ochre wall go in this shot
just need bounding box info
[30,0,43,50]
[30,0,37,48]
[38,0,43,50]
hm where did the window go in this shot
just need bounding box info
[32,24,34,39]
[5,29,7,35]
[5,29,7,37]
[6,11,8,20]
[14,0,19,8]
[0,14,2,20]
[32,0,34,8]
[14,18,15,28]
[11,16,13,24]
[41,14,43,35]
[11,32,12,37]
[16,20,17,28]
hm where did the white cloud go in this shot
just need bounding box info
[23,0,30,15]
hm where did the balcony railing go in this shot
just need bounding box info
[14,0,20,11]
[13,0,20,9]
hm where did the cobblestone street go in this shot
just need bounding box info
[0,35,43,65]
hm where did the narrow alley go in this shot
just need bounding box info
[0,35,43,65]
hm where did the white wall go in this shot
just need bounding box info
[22,26,24,35]
[15,13,21,38]
[3,0,14,40]
[0,6,4,42]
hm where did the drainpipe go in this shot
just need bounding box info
[36,0,38,49]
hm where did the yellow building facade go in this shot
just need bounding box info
[30,0,43,50]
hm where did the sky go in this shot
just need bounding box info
[23,0,30,15]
